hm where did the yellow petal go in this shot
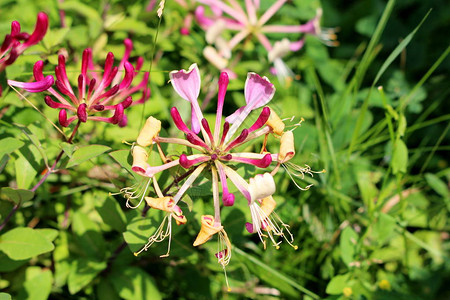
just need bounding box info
[278,130,295,163]
[193,215,223,246]
[144,196,175,212]
[265,109,285,136]
[131,145,149,175]
[137,116,161,147]
[260,196,277,217]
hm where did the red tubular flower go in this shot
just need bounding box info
[0,12,49,95]
[8,39,150,127]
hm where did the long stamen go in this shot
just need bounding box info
[155,136,205,152]
[173,163,207,204]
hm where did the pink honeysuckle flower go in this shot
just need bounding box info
[0,12,49,95]
[8,39,150,127]
[121,64,322,278]
[195,1,337,78]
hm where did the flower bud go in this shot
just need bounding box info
[265,109,285,136]
[131,145,149,175]
[248,173,276,203]
[136,116,161,147]
[278,130,295,163]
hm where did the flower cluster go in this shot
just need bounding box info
[122,64,320,285]
[0,12,48,95]
[195,1,337,79]
[8,39,150,127]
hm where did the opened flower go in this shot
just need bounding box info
[123,63,322,288]
[8,39,149,127]
[195,1,337,79]
[0,12,48,95]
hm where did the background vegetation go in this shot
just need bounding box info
[0,0,449,299]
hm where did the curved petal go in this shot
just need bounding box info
[8,75,54,92]
[244,72,275,109]
[169,63,201,103]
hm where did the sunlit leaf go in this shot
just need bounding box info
[0,228,54,260]
[1,187,34,204]
[66,145,111,168]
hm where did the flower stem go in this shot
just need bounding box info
[0,120,81,232]
[31,120,81,192]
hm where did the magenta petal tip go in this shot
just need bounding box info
[245,222,255,233]
[223,193,235,206]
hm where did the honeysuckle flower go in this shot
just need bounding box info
[134,196,187,257]
[121,63,321,286]
[8,39,149,127]
[195,1,337,80]
[0,12,48,95]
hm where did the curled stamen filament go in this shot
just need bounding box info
[112,177,152,209]
[249,202,298,250]
[281,163,326,191]
[134,214,173,257]
[217,229,232,291]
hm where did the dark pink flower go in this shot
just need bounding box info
[8,39,150,127]
[0,12,49,95]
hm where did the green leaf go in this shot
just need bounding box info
[17,267,52,300]
[373,9,431,85]
[66,145,111,168]
[36,229,59,243]
[1,187,34,204]
[106,17,151,35]
[0,293,11,300]
[72,211,106,259]
[0,227,54,260]
[59,1,103,38]
[392,139,408,174]
[68,258,107,295]
[42,27,70,49]
[60,142,77,158]
[109,149,133,174]
[234,248,320,299]
[97,279,121,300]
[398,114,407,137]
[0,137,24,159]
[340,227,358,265]
[14,152,38,189]
[373,213,397,245]
[0,251,28,272]
[425,173,449,198]
[123,216,159,253]
[326,273,351,295]
[110,267,162,300]
[95,196,127,233]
